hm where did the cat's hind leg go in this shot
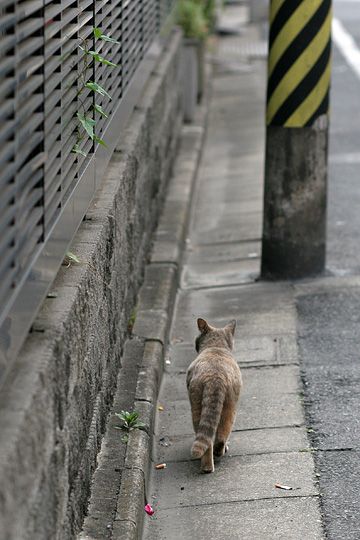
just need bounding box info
[190,395,202,434]
[189,392,203,460]
[201,442,214,473]
[214,401,236,458]
[213,441,228,457]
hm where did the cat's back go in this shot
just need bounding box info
[187,346,241,388]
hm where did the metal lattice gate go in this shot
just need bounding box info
[0,0,177,383]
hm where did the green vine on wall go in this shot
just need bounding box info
[72,28,119,157]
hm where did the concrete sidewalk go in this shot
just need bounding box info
[143,11,324,540]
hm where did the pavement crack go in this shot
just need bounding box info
[181,280,258,292]
[192,238,261,247]
[160,494,321,512]
[232,424,305,433]
[156,448,313,463]
[316,447,356,452]
[240,362,299,370]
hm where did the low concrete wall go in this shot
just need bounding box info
[0,29,183,540]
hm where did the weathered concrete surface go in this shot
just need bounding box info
[143,14,324,540]
[167,334,298,373]
[146,497,323,540]
[181,257,259,288]
[154,426,310,463]
[157,365,300,403]
[262,125,328,279]
[148,452,318,509]
[155,366,304,438]
[0,30,183,540]
[171,282,296,343]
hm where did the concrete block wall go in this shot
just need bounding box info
[0,29,183,540]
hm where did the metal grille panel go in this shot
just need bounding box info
[0,0,45,312]
[0,0,177,380]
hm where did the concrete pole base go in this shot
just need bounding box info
[261,122,328,280]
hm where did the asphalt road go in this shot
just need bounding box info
[327,0,360,275]
[298,2,360,538]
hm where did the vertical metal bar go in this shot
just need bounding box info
[92,0,96,148]
[140,0,144,60]
[120,0,123,99]
[13,0,20,291]
[39,0,46,243]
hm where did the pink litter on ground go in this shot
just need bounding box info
[144,504,155,516]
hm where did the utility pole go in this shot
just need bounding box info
[261,0,332,279]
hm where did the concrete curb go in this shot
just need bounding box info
[79,79,210,540]
[113,98,209,540]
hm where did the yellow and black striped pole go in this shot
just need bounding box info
[262,0,332,279]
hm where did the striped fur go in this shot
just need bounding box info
[187,318,242,473]
[191,384,226,458]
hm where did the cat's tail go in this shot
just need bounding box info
[191,383,226,458]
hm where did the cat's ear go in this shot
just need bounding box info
[197,318,209,334]
[225,319,236,336]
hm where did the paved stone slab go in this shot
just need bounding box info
[155,366,304,437]
[155,397,304,437]
[171,283,296,345]
[160,365,300,401]
[144,497,323,540]
[185,240,261,265]
[212,71,267,96]
[191,220,262,245]
[192,182,263,204]
[194,199,263,216]
[148,452,318,510]
[202,124,264,144]
[237,379,304,431]
[181,258,260,288]
[207,97,264,117]
[166,335,298,373]
[198,154,264,171]
[236,335,298,367]
[192,207,262,229]
[196,172,263,189]
[154,426,310,463]
[196,167,263,182]
[196,165,262,180]
[194,181,263,198]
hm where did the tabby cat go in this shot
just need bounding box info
[186,318,242,473]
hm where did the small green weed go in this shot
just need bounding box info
[114,410,146,443]
[62,251,81,267]
[127,307,137,333]
[71,28,119,156]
